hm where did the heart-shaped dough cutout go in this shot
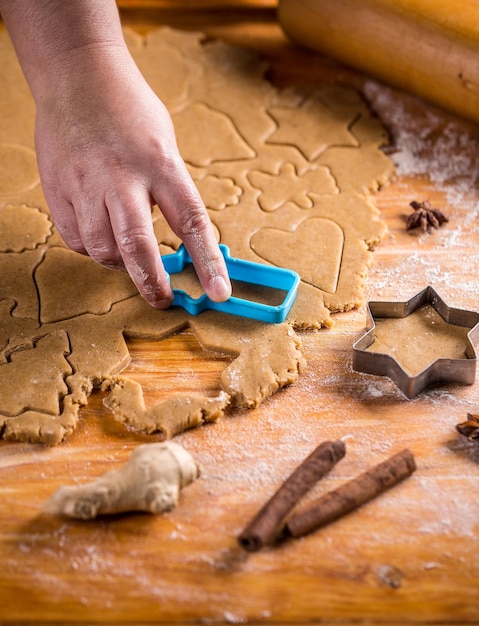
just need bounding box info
[250,217,344,294]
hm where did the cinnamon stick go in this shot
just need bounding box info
[284,448,416,539]
[238,439,346,551]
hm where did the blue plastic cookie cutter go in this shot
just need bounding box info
[161,244,300,323]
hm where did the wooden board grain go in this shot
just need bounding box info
[1,2,479,624]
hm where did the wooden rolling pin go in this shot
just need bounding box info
[278,0,479,123]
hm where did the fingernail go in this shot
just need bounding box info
[151,297,173,310]
[209,276,232,302]
[150,288,174,309]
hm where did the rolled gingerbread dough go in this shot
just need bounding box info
[0,27,394,444]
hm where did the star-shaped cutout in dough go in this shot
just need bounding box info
[352,286,479,398]
[266,92,358,161]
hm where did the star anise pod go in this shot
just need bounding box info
[456,413,479,441]
[406,199,449,232]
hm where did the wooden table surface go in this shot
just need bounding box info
[1,2,479,624]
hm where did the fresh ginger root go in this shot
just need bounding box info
[43,442,200,520]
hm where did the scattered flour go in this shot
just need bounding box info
[363,80,479,211]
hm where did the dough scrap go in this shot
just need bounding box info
[1,400,80,447]
[103,378,230,438]
[0,27,394,443]
[43,441,201,519]
[219,322,306,408]
[366,304,470,376]
[102,315,305,435]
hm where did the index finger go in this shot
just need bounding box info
[152,163,232,303]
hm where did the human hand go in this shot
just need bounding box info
[34,46,231,309]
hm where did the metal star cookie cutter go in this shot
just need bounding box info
[352,286,479,398]
[161,244,300,323]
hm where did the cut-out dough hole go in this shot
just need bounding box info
[123,331,233,404]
